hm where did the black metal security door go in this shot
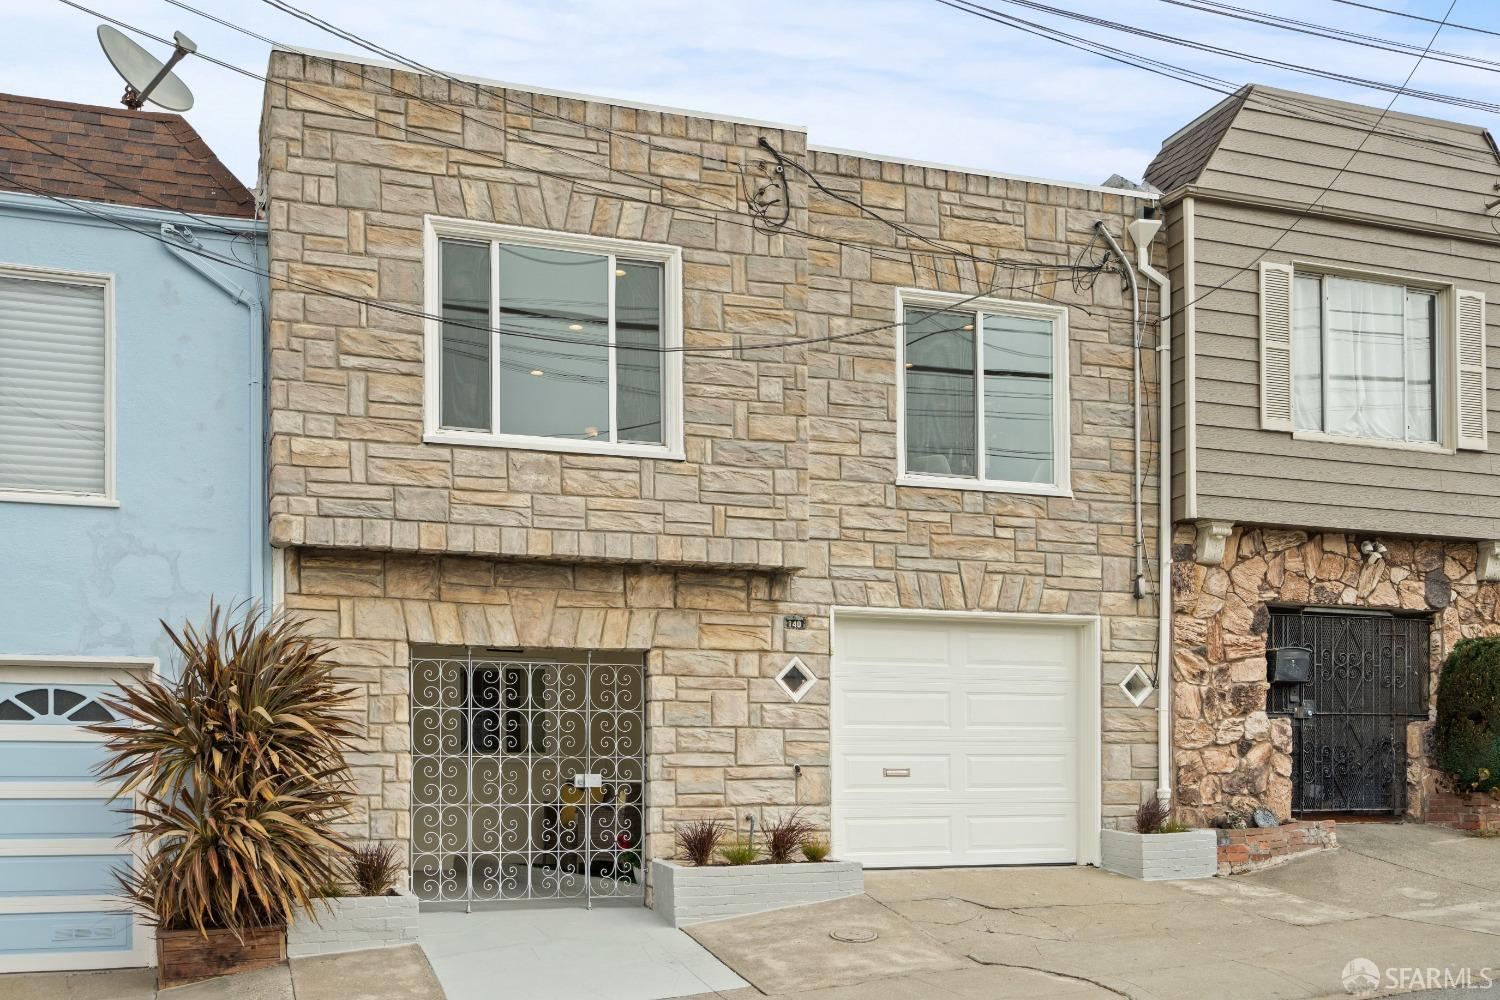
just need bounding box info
[1267,609,1429,813]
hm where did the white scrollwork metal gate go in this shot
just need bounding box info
[410,650,645,907]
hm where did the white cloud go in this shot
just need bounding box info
[9,0,1500,189]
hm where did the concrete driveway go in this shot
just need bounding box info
[681,824,1500,1000]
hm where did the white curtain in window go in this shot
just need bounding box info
[904,309,976,477]
[1292,275,1323,431]
[0,274,107,495]
[1324,277,1405,441]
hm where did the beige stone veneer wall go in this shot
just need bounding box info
[262,47,1166,861]
[261,50,810,574]
[1171,524,1500,825]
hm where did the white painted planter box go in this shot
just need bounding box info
[651,858,863,927]
[287,886,419,957]
[1100,828,1218,881]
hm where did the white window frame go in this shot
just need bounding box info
[1287,262,1454,454]
[421,218,685,460]
[895,289,1072,497]
[0,263,117,508]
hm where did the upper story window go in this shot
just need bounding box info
[0,265,114,506]
[1260,261,1487,453]
[424,220,684,460]
[897,291,1071,496]
[1293,273,1437,443]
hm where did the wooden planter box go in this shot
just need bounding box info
[286,887,419,958]
[651,858,863,927]
[155,924,286,988]
[1099,828,1218,881]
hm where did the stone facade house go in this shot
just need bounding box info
[259,47,1163,906]
[1147,85,1500,826]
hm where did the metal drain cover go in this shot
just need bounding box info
[829,927,879,944]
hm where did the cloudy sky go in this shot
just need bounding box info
[11,1,1500,188]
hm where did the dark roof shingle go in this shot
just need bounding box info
[0,92,254,218]
[1144,89,1247,195]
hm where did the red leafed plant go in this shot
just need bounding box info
[90,603,360,935]
[676,818,728,866]
[762,809,818,864]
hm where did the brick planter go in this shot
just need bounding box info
[1099,828,1218,880]
[156,925,286,989]
[651,859,862,927]
[1424,790,1500,832]
[1216,820,1337,875]
[286,886,420,958]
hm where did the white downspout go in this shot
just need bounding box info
[1093,223,1146,601]
[160,224,267,606]
[1128,215,1172,805]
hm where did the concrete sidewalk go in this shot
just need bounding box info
[681,824,1500,999]
[0,944,444,1000]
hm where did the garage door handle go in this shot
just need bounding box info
[882,768,911,778]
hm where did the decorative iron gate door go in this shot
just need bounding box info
[1267,610,1429,813]
[409,651,645,907]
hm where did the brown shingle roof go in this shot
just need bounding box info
[0,92,254,219]
[1144,89,1248,195]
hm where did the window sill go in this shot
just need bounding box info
[424,430,686,461]
[897,473,1072,497]
[1291,431,1454,456]
[0,490,118,508]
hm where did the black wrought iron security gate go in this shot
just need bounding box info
[1267,609,1429,813]
[409,650,644,907]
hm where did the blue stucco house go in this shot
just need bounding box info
[0,93,266,973]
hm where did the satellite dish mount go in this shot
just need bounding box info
[97,25,197,112]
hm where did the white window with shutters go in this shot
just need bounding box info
[1259,260,1486,453]
[0,265,115,505]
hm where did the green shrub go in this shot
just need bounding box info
[801,839,831,862]
[1435,637,1500,793]
[719,840,756,865]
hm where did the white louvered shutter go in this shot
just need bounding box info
[0,273,108,495]
[1259,261,1295,432]
[1455,288,1488,452]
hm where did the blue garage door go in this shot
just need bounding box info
[0,683,151,973]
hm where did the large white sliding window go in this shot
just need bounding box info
[424,220,683,459]
[897,291,1070,496]
[0,265,113,506]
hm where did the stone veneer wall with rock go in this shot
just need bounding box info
[262,46,1165,867]
[1171,523,1500,825]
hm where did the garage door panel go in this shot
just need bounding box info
[0,742,108,782]
[964,691,1073,731]
[838,689,951,729]
[0,797,127,840]
[834,615,1087,869]
[838,620,952,667]
[966,813,1077,861]
[0,855,125,897]
[0,910,135,958]
[837,753,950,792]
[966,753,1073,793]
[840,813,954,859]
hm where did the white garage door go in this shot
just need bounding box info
[832,614,1095,868]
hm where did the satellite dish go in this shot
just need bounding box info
[97,25,196,112]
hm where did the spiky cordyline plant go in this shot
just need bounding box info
[90,603,360,937]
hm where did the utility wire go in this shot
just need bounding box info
[943,0,1500,117]
[0,164,1094,359]
[63,0,1095,292]
[927,0,1499,168]
[1330,0,1500,39]
[1153,0,1500,76]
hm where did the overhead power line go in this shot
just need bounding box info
[943,0,1500,118]
[927,0,1497,169]
[1329,0,1500,39]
